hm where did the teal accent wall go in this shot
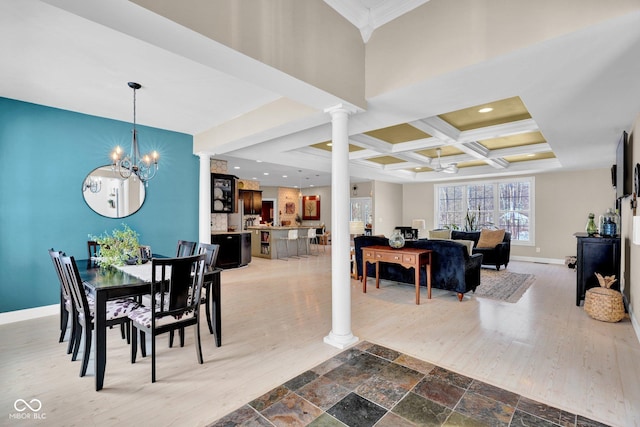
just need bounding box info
[0,97,199,313]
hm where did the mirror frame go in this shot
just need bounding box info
[82,165,146,218]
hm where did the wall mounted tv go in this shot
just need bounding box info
[615,130,632,199]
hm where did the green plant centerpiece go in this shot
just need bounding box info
[89,223,141,268]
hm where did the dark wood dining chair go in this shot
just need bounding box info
[139,245,152,264]
[128,253,207,383]
[87,240,100,257]
[176,240,197,257]
[48,248,77,354]
[60,255,140,377]
[168,243,220,347]
[197,243,221,335]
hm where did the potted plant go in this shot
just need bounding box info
[89,223,141,268]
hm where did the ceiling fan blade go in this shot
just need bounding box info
[443,163,458,174]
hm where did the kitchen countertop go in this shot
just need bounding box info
[211,230,250,235]
[246,226,315,231]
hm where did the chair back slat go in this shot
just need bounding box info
[197,243,221,271]
[49,249,72,302]
[151,254,206,321]
[60,255,92,319]
[176,240,197,257]
[139,245,152,263]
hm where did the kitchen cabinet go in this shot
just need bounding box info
[211,174,238,213]
[240,190,262,215]
[211,232,251,269]
[574,233,620,306]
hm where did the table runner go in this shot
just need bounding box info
[114,263,171,283]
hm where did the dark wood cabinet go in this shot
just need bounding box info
[211,232,251,269]
[211,174,238,213]
[574,233,620,306]
[240,190,262,215]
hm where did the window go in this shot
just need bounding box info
[350,197,372,224]
[434,177,534,244]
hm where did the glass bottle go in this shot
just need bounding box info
[585,213,597,236]
[599,208,618,237]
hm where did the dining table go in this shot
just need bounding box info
[77,258,222,391]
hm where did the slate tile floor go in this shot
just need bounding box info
[208,341,611,427]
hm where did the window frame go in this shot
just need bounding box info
[433,177,535,246]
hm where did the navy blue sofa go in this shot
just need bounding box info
[354,235,483,301]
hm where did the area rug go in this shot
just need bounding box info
[476,269,536,303]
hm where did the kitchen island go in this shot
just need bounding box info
[247,226,315,259]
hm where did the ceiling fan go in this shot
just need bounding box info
[432,148,458,174]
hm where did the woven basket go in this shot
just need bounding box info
[584,287,625,323]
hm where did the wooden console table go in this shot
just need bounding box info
[361,245,432,304]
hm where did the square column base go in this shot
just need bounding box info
[323,332,359,349]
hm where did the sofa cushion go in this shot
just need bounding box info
[476,229,506,248]
[455,239,475,255]
[429,229,451,239]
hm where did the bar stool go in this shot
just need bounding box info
[277,229,299,260]
[300,228,318,256]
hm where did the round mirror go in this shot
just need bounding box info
[82,165,146,218]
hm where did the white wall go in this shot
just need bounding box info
[373,181,403,237]
[625,114,640,339]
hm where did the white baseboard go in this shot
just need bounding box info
[510,255,565,265]
[0,304,58,325]
[628,303,640,344]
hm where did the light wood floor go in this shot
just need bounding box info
[1,250,639,426]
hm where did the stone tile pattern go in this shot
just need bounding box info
[207,341,611,427]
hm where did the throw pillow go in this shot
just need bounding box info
[429,229,451,239]
[455,239,475,255]
[476,229,506,248]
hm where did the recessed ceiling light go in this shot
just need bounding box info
[478,107,493,113]
[256,160,262,163]
[263,172,269,175]
[310,184,315,187]
[282,175,288,178]
[252,177,257,180]
[233,166,240,169]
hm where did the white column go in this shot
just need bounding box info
[324,104,358,349]
[198,153,211,244]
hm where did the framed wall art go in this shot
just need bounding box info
[302,195,320,220]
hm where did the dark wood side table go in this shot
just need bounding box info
[574,233,621,306]
[361,245,432,304]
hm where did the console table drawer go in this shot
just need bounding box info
[363,250,377,260]
[376,252,403,263]
[402,254,416,263]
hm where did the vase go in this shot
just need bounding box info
[585,213,597,236]
[389,230,405,249]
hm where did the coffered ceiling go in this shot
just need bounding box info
[2,1,639,189]
[305,96,554,180]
